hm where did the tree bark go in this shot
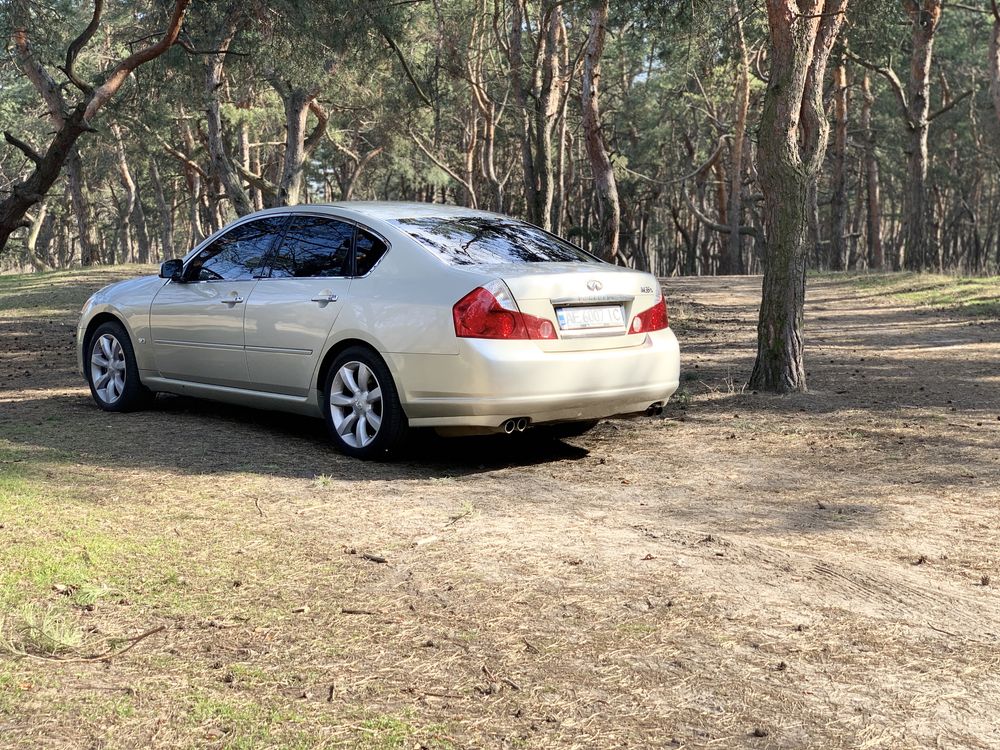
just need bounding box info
[750,0,848,394]
[723,0,750,275]
[861,74,885,269]
[24,201,52,272]
[206,6,254,217]
[990,1,1000,132]
[581,0,621,262]
[829,53,849,270]
[902,0,942,271]
[149,159,174,260]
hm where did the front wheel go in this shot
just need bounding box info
[323,347,407,460]
[84,321,152,412]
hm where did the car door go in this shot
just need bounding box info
[149,216,287,388]
[243,214,357,396]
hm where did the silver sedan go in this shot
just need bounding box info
[77,203,680,459]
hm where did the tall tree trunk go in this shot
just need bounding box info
[903,0,942,271]
[723,0,750,275]
[535,3,561,229]
[509,0,538,223]
[205,6,254,217]
[65,148,98,266]
[829,54,849,270]
[581,0,621,262]
[266,77,331,207]
[750,0,848,394]
[861,74,884,269]
[149,159,173,260]
[111,123,140,263]
[990,1,1000,131]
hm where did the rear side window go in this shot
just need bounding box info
[355,230,388,276]
[270,216,354,278]
[186,217,285,281]
[392,216,597,266]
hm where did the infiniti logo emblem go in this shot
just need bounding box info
[587,280,603,292]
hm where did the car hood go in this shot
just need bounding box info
[88,274,166,305]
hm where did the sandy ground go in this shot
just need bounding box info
[0,270,998,749]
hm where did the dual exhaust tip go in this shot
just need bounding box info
[502,417,530,434]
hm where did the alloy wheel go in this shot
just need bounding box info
[329,361,383,448]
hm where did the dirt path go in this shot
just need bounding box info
[1,271,998,749]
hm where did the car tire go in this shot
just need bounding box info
[84,321,153,413]
[323,346,408,460]
[534,419,600,441]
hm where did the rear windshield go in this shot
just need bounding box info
[392,216,598,266]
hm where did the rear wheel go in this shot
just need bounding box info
[323,346,407,460]
[84,321,152,412]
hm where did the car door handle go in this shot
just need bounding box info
[220,296,245,305]
[311,294,338,304]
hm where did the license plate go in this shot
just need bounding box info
[555,305,625,330]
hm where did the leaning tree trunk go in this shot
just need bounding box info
[24,200,52,272]
[581,0,621,263]
[903,0,942,271]
[0,0,191,252]
[749,0,848,394]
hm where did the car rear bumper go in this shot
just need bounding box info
[388,328,680,428]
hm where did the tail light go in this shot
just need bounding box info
[630,287,668,333]
[453,280,557,340]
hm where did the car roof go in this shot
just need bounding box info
[245,202,503,223]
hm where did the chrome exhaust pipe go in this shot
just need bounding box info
[515,418,528,432]
[646,403,664,417]
[502,419,517,434]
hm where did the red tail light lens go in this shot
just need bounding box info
[630,298,668,333]
[453,283,557,340]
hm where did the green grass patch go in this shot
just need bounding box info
[813,272,1000,318]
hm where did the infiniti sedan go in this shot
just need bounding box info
[78,203,680,459]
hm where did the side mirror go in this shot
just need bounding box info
[159,258,184,281]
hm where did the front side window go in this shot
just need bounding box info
[270,216,354,278]
[392,216,598,267]
[355,229,389,276]
[186,217,285,281]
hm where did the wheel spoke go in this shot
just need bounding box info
[340,366,359,394]
[367,386,381,404]
[100,336,113,359]
[330,392,353,407]
[91,353,109,369]
[365,410,381,431]
[357,363,371,390]
[94,369,112,388]
[337,411,358,437]
[355,416,368,446]
[111,373,125,400]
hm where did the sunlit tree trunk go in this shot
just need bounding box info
[750,0,848,394]
[582,0,620,262]
[903,0,942,271]
[829,53,849,270]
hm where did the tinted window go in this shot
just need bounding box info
[187,217,285,281]
[392,216,597,266]
[355,230,388,276]
[270,216,354,278]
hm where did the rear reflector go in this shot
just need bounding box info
[454,282,557,340]
[631,298,669,333]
